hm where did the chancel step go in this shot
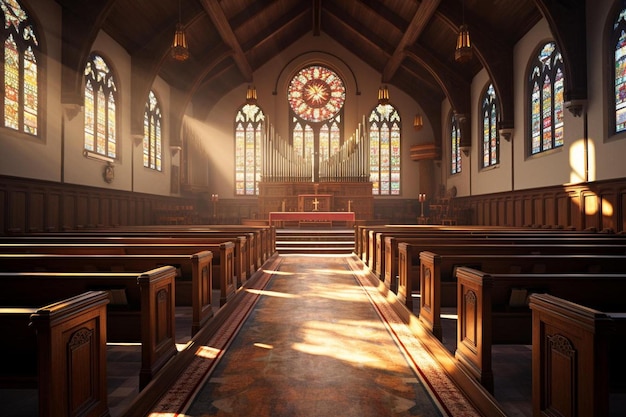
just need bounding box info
[275,229,355,254]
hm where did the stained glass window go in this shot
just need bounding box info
[613,8,626,133]
[84,54,117,159]
[528,41,564,155]
[482,83,499,168]
[144,91,162,171]
[235,104,265,195]
[1,0,39,135]
[288,65,345,122]
[369,104,401,195]
[451,114,462,175]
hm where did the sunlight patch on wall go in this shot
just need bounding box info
[569,138,595,184]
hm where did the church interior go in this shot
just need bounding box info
[2,0,626,416]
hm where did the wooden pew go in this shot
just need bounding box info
[0,291,110,417]
[529,293,626,417]
[1,266,179,390]
[454,267,626,394]
[379,228,626,288]
[57,224,276,267]
[386,232,626,292]
[419,252,626,341]
[0,251,213,331]
[356,224,584,268]
[396,240,626,309]
[0,236,245,291]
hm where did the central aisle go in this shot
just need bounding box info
[149,254,480,417]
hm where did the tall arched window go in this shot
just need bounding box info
[451,114,462,175]
[529,41,564,155]
[482,83,499,168]
[1,0,40,135]
[144,90,162,171]
[235,104,265,195]
[612,7,626,134]
[369,104,401,195]
[84,54,117,159]
[288,64,345,177]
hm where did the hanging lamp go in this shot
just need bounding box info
[171,0,189,61]
[377,85,390,105]
[455,0,472,63]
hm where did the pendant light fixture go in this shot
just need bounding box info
[455,0,472,63]
[171,0,189,61]
[246,85,258,105]
[377,85,390,105]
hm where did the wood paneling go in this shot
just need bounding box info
[456,179,626,232]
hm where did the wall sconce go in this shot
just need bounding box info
[246,85,257,105]
[413,114,423,131]
[171,0,189,61]
[378,85,390,105]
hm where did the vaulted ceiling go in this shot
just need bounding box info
[55,0,587,145]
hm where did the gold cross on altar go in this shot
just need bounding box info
[312,198,320,211]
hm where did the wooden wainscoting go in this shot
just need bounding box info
[455,178,626,233]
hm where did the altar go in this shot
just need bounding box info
[268,211,355,228]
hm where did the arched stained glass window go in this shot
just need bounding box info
[235,104,265,195]
[451,114,462,174]
[482,83,499,168]
[292,119,314,160]
[369,104,401,195]
[613,7,626,134]
[529,42,564,155]
[144,91,162,171]
[1,0,39,135]
[84,54,117,159]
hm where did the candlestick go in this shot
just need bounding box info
[418,193,426,218]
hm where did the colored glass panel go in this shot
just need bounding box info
[319,124,330,161]
[369,104,401,195]
[451,115,461,174]
[84,55,117,158]
[1,0,39,136]
[4,35,19,130]
[288,65,345,122]
[23,47,37,134]
[528,42,564,155]
[482,84,498,168]
[615,14,626,132]
[144,91,162,171]
[234,104,264,195]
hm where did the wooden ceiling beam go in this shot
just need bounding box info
[200,0,253,82]
[382,0,441,82]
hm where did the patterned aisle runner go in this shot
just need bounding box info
[149,254,480,417]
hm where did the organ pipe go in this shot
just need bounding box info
[261,118,370,182]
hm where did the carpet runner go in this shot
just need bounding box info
[148,254,480,416]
